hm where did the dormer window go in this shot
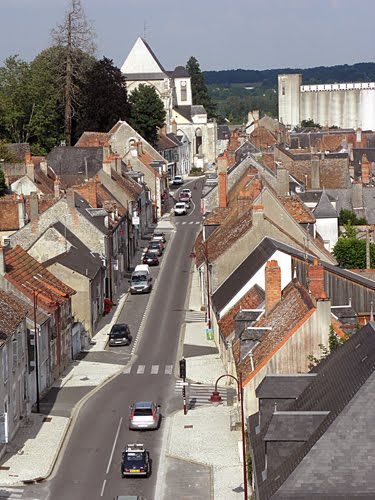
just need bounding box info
[180,80,187,102]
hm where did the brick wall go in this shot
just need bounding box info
[265,260,281,313]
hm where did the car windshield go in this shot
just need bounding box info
[134,408,152,416]
[124,452,144,462]
[132,274,147,282]
[176,203,185,208]
[144,253,155,258]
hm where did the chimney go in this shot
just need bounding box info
[114,155,122,174]
[29,195,39,222]
[217,153,228,173]
[137,141,143,157]
[54,177,61,199]
[87,177,98,208]
[352,181,363,210]
[40,160,48,176]
[253,110,260,129]
[237,190,252,215]
[361,154,370,184]
[171,119,177,135]
[0,244,6,276]
[348,143,353,161]
[103,141,110,159]
[265,260,281,314]
[252,204,264,226]
[102,157,112,176]
[311,156,320,189]
[25,153,34,182]
[252,178,262,200]
[356,128,362,144]
[276,165,289,196]
[18,195,25,228]
[161,124,167,136]
[308,258,326,299]
[66,189,75,208]
[218,171,227,208]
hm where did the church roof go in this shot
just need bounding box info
[313,189,337,218]
[121,37,168,77]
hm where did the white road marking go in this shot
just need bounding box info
[137,365,145,374]
[165,364,173,374]
[189,221,194,224]
[151,365,159,374]
[123,365,131,374]
[182,221,187,225]
[106,417,123,474]
[100,479,106,497]
[196,221,200,224]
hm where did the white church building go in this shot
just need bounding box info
[121,37,217,171]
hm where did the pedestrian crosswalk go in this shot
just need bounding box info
[0,486,25,499]
[123,364,174,375]
[174,221,201,225]
[175,380,234,408]
[185,310,206,323]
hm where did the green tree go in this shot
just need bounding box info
[333,235,375,269]
[0,55,32,143]
[308,325,347,365]
[300,118,322,129]
[128,84,165,146]
[77,57,130,135]
[339,208,367,225]
[186,56,216,118]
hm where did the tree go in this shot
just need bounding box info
[51,0,96,146]
[333,235,375,269]
[299,119,322,129]
[0,55,33,143]
[339,208,367,226]
[128,84,165,146]
[77,57,130,135]
[186,56,216,119]
[308,325,347,366]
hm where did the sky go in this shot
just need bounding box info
[0,0,374,72]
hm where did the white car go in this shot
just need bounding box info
[181,188,192,198]
[174,202,188,216]
[172,175,184,185]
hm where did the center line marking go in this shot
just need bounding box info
[100,479,106,497]
[106,417,123,474]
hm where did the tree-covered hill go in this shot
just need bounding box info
[204,62,375,88]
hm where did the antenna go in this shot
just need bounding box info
[143,20,148,41]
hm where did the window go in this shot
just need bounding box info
[282,86,285,96]
[180,81,187,102]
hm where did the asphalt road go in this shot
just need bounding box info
[32,180,203,500]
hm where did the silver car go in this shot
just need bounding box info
[129,401,161,430]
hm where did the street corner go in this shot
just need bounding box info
[0,413,70,486]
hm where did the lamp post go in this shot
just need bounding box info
[33,290,42,413]
[203,240,211,329]
[210,372,248,500]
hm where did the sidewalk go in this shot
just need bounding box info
[158,265,246,500]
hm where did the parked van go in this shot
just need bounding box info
[129,264,152,294]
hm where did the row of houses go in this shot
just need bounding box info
[194,122,375,497]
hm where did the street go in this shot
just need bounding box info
[26,180,203,500]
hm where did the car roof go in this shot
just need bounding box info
[176,202,186,206]
[134,401,153,408]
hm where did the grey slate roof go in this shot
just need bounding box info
[48,222,103,279]
[298,190,335,204]
[167,66,189,78]
[47,146,103,186]
[217,125,230,140]
[313,189,337,218]
[264,411,329,442]
[73,194,107,234]
[125,72,168,81]
[256,374,317,399]
[249,322,375,499]
[174,104,207,122]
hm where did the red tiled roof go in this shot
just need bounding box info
[218,285,265,339]
[0,196,22,230]
[5,246,75,311]
[111,169,142,199]
[250,127,277,150]
[75,132,110,147]
[235,280,316,385]
[139,152,164,178]
[279,195,316,223]
[0,289,27,345]
[97,183,125,216]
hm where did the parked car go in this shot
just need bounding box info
[142,252,159,266]
[108,323,132,347]
[129,401,161,430]
[174,202,188,216]
[121,444,150,478]
[129,265,152,294]
[147,244,162,256]
[181,188,192,198]
[172,175,184,185]
[152,231,166,243]
[149,239,164,252]
[179,193,191,207]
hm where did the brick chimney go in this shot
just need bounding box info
[25,152,34,182]
[54,177,60,199]
[103,141,110,159]
[361,154,370,184]
[265,260,281,314]
[237,189,252,215]
[171,119,177,135]
[218,171,227,208]
[137,141,143,156]
[161,124,167,136]
[29,195,39,222]
[217,152,228,172]
[308,258,326,299]
[40,160,48,176]
[252,178,262,200]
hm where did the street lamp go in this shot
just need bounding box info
[203,240,212,329]
[33,290,42,413]
[210,372,248,500]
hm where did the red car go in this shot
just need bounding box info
[179,193,191,207]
